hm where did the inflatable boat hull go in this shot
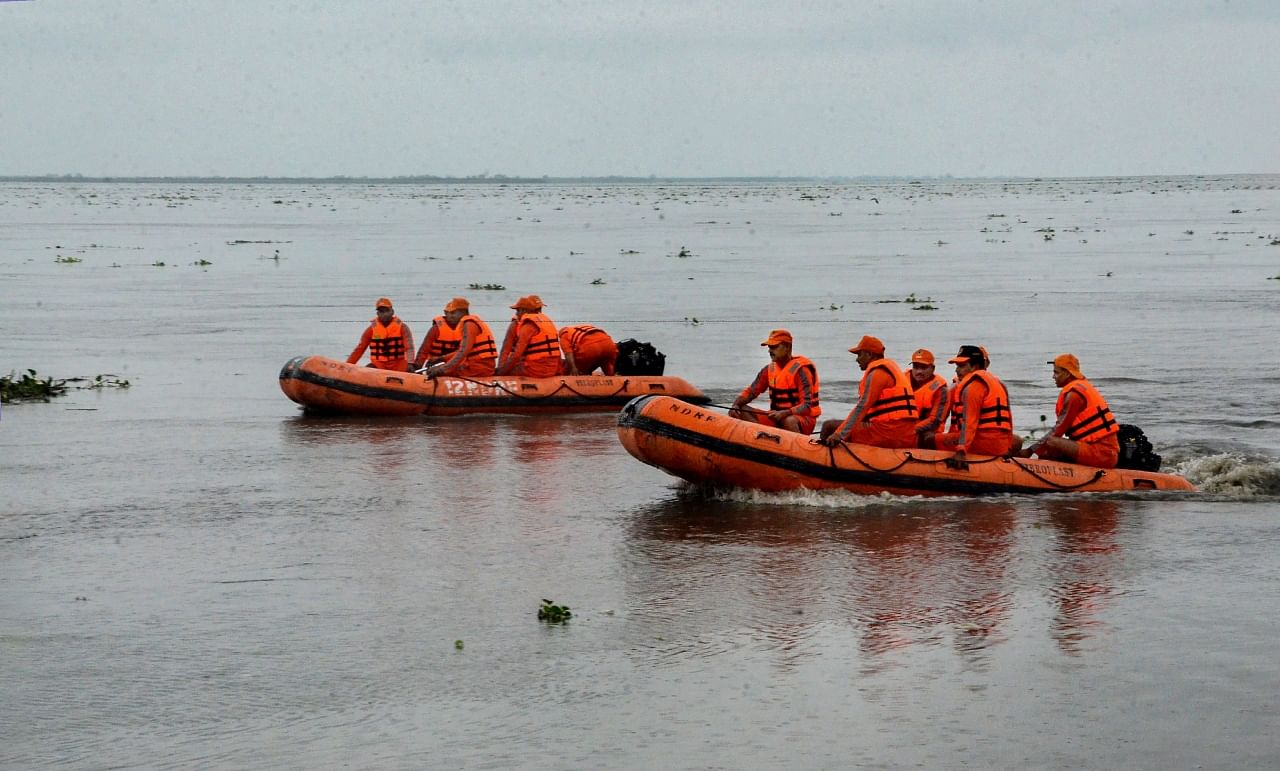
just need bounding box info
[280,356,709,417]
[617,395,1196,496]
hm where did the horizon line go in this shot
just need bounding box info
[0,172,1271,185]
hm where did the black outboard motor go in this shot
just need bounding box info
[615,339,666,376]
[1116,424,1162,472]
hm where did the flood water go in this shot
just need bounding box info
[3,177,1279,768]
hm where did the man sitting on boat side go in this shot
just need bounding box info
[496,295,562,378]
[935,344,1018,459]
[908,348,949,449]
[416,297,498,378]
[347,297,415,372]
[819,335,917,448]
[558,324,619,376]
[730,329,821,435]
[1018,354,1120,468]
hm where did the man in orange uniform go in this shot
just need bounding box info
[497,295,561,377]
[1020,354,1120,468]
[347,297,415,372]
[908,348,949,448]
[417,297,498,378]
[936,345,1016,458]
[819,335,917,448]
[558,324,618,375]
[730,329,820,435]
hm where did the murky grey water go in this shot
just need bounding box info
[3,177,1279,768]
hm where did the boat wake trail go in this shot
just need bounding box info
[1174,453,1280,498]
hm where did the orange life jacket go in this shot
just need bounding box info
[1057,378,1119,443]
[558,324,610,353]
[517,313,561,361]
[860,359,916,424]
[368,316,407,365]
[427,315,462,359]
[911,373,948,420]
[459,315,498,368]
[953,369,1013,436]
[767,356,821,416]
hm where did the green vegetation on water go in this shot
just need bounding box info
[1,370,131,404]
[538,599,572,623]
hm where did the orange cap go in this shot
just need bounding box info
[760,329,793,346]
[510,295,544,311]
[443,297,470,313]
[910,348,934,365]
[848,335,885,355]
[375,297,393,309]
[948,344,984,364]
[1048,353,1084,378]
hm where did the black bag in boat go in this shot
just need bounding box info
[615,339,666,376]
[1116,424,1162,472]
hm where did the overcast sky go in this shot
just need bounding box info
[3,0,1277,178]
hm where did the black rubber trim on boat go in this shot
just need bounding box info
[619,403,1074,496]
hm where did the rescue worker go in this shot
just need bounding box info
[496,295,561,378]
[1019,354,1120,468]
[936,344,1017,459]
[417,297,498,378]
[347,297,414,372]
[908,348,949,448]
[819,335,916,448]
[730,329,821,435]
[558,324,619,375]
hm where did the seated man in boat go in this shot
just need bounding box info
[1017,354,1120,468]
[729,329,820,435]
[558,324,618,376]
[819,335,917,448]
[908,348,949,449]
[935,345,1018,459]
[347,297,415,372]
[496,295,562,378]
[416,297,498,378]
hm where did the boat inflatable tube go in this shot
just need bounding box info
[279,355,709,417]
[617,394,1196,497]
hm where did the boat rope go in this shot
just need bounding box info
[828,442,916,473]
[432,373,634,402]
[1007,458,1107,490]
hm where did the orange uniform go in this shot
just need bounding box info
[737,355,821,435]
[418,315,461,363]
[828,358,917,448]
[936,370,1015,455]
[912,373,949,433]
[430,315,498,377]
[499,312,561,377]
[348,316,413,372]
[1037,378,1120,468]
[558,324,618,375]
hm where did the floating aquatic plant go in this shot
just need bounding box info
[590,278,606,285]
[54,255,82,264]
[467,283,505,290]
[1,371,130,404]
[1,370,67,402]
[538,599,572,623]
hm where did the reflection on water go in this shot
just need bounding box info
[1042,499,1122,655]
[624,495,1129,670]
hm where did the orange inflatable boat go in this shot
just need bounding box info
[617,395,1196,496]
[279,356,709,417]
